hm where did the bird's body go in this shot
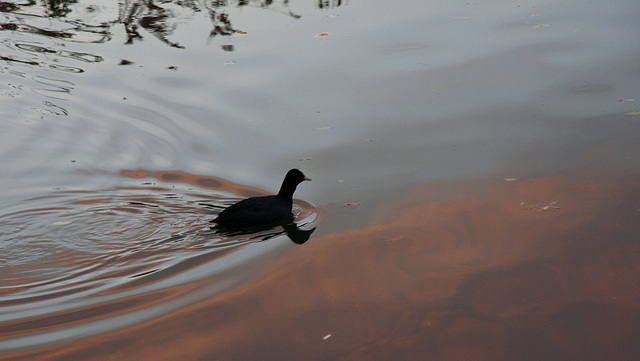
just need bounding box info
[213,169,311,228]
[214,195,293,228]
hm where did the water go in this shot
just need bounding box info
[1,0,640,359]
[0,169,317,351]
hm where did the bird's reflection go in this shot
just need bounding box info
[212,216,316,245]
[281,221,316,244]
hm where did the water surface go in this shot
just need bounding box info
[1,0,639,359]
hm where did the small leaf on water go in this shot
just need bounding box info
[316,33,330,37]
[53,221,73,226]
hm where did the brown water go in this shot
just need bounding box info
[4,176,639,360]
[2,0,640,360]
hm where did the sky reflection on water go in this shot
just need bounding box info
[2,0,638,190]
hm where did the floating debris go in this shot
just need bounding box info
[52,220,73,226]
[522,200,560,211]
[323,334,332,340]
[386,235,405,242]
[504,178,519,182]
[624,111,640,116]
[316,32,330,37]
[345,202,361,208]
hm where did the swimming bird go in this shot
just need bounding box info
[212,169,311,228]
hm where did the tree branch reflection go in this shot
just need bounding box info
[1,0,345,48]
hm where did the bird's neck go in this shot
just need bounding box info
[277,184,296,200]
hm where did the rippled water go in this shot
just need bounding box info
[1,0,639,359]
[0,169,317,351]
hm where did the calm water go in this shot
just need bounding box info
[1,0,640,359]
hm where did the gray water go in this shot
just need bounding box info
[1,0,639,359]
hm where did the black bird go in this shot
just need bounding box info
[212,169,311,228]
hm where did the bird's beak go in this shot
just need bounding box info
[305,176,312,181]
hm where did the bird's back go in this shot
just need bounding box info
[214,195,293,228]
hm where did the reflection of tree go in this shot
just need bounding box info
[208,10,235,38]
[204,0,301,41]
[118,0,305,47]
[120,0,185,48]
[43,0,77,17]
[0,2,20,13]
[0,0,78,17]
[317,0,344,9]
[1,0,347,49]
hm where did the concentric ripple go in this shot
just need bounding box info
[0,170,317,352]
